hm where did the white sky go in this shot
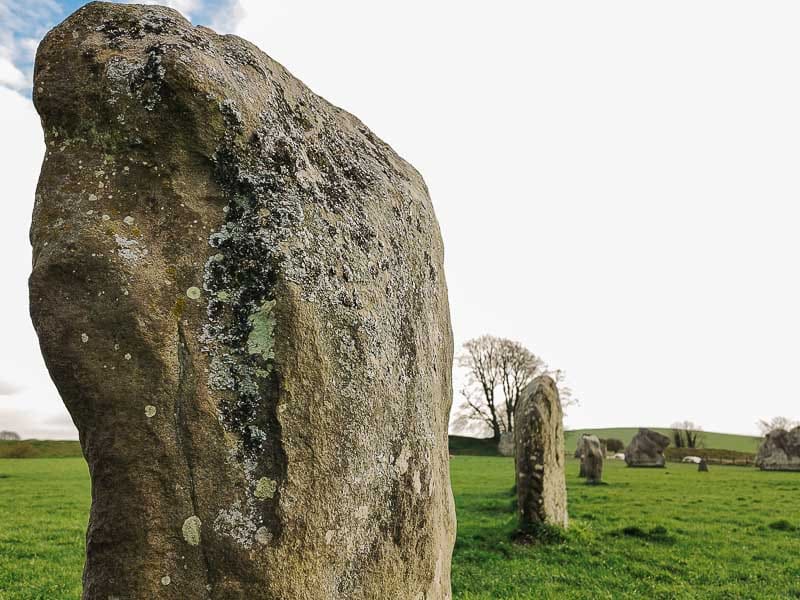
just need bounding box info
[3,0,800,438]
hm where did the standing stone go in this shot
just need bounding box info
[574,437,584,459]
[581,434,604,484]
[29,3,455,599]
[624,428,670,468]
[497,432,514,457]
[756,427,800,471]
[514,376,568,531]
[576,433,587,477]
[698,459,709,472]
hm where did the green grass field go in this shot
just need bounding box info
[2,454,799,599]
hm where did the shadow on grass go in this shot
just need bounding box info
[610,524,676,544]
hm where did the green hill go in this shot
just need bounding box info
[564,427,762,454]
[0,440,83,459]
[450,427,762,457]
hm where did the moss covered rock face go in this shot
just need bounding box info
[514,376,568,531]
[29,3,455,598]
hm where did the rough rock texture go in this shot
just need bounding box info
[514,376,568,530]
[580,434,603,484]
[29,3,455,599]
[756,427,800,471]
[497,432,514,457]
[698,459,709,472]
[624,428,670,468]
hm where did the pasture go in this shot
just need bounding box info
[1,456,799,598]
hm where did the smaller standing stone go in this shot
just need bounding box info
[576,434,588,477]
[624,428,671,468]
[581,434,604,484]
[514,375,568,532]
[698,459,709,472]
[498,432,515,457]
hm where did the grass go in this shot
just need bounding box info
[2,456,799,598]
[0,459,89,599]
[451,457,800,599]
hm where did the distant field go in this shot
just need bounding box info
[450,428,762,457]
[2,456,799,598]
[563,427,762,454]
[0,440,82,459]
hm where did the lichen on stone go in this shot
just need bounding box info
[253,476,276,500]
[182,515,202,546]
[246,300,275,361]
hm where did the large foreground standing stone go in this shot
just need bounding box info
[756,427,800,471]
[624,428,670,468]
[30,4,455,598]
[581,434,604,484]
[514,376,568,530]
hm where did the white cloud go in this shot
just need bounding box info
[0,55,26,89]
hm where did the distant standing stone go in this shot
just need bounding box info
[698,459,709,472]
[756,427,800,471]
[581,434,604,484]
[624,428,671,468]
[514,375,568,531]
[498,432,515,457]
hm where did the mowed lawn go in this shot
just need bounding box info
[2,457,800,599]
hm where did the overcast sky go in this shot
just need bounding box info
[2,0,800,439]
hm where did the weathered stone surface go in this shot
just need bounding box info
[624,428,670,468]
[514,376,568,530]
[497,432,514,457]
[573,437,584,459]
[30,3,455,598]
[581,434,603,484]
[756,427,800,471]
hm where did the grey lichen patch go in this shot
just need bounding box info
[160,575,171,586]
[144,405,157,418]
[254,526,271,545]
[186,286,202,300]
[182,515,202,546]
[81,333,89,343]
[246,300,276,361]
[114,234,148,265]
[123,215,135,225]
[254,477,277,500]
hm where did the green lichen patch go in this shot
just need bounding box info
[246,300,276,361]
[254,477,277,500]
[182,515,202,546]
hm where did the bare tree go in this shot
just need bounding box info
[455,335,505,440]
[497,338,546,434]
[757,416,798,436]
[453,335,577,440]
[670,421,704,449]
